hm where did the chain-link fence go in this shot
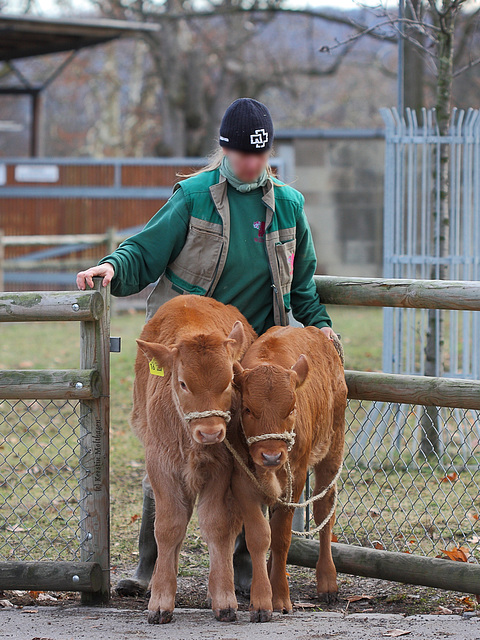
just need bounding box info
[303,400,480,562]
[0,398,94,563]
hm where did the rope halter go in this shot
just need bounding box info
[182,409,232,423]
[245,430,296,452]
[240,407,297,452]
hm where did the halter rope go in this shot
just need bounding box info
[182,409,232,423]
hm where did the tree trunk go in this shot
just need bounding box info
[403,0,425,114]
[420,0,456,460]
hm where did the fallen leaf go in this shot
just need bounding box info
[467,512,479,524]
[37,593,57,602]
[347,594,373,603]
[369,509,381,518]
[440,472,458,483]
[130,514,140,524]
[295,602,317,608]
[331,533,338,542]
[457,595,476,610]
[374,542,384,550]
[435,605,453,614]
[0,599,13,608]
[439,546,469,562]
[383,630,411,637]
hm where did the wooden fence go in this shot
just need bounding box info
[0,278,111,603]
[317,275,480,410]
[2,274,480,598]
[0,229,127,291]
[286,275,480,594]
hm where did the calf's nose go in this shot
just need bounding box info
[262,452,282,466]
[198,429,223,444]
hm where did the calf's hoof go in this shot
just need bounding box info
[249,608,273,623]
[214,606,237,622]
[147,609,173,624]
[273,602,293,614]
[317,590,338,605]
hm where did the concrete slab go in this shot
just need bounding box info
[2,606,480,640]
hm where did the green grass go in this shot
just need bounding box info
[1,305,479,569]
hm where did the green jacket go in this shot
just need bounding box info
[98,167,332,329]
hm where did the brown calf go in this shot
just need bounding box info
[230,325,347,622]
[131,294,256,624]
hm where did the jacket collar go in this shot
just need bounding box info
[210,169,276,228]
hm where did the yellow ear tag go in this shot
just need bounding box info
[149,358,165,377]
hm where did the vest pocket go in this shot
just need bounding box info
[274,238,296,293]
[168,222,224,291]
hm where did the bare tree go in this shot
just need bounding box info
[74,0,390,155]
[319,0,480,460]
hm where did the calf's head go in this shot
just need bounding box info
[137,320,246,445]
[233,354,309,469]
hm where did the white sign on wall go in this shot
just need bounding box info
[15,164,59,183]
[0,164,6,186]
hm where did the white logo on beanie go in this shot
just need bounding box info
[219,135,229,142]
[250,128,269,148]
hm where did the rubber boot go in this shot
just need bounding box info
[233,525,252,597]
[116,489,157,596]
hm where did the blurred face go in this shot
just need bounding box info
[224,148,270,182]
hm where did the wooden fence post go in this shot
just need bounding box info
[0,229,4,292]
[79,277,111,604]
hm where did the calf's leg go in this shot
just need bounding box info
[232,470,273,622]
[268,469,307,614]
[197,473,242,622]
[147,475,194,624]
[312,448,343,603]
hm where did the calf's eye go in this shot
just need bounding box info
[179,381,187,390]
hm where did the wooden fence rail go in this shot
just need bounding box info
[315,275,480,311]
[0,229,125,291]
[0,289,104,321]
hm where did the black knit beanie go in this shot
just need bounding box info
[219,97,274,153]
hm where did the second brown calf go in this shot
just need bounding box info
[230,325,347,622]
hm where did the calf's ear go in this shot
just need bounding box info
[136,339,177,369]
[291,354,309,388]
[224,320,246,360]
[232,361,244,388]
